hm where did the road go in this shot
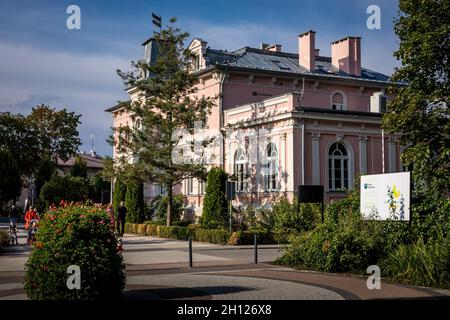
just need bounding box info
[1,223,449,300]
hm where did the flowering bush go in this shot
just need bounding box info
[24,202,125,300]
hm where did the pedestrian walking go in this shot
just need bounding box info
[117,201,127,237]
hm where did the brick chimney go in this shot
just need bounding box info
[298,30,316,72]
[267,44,282,52]
[331,36,361,76]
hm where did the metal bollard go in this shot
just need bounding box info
[254,234,258,264]
[189,237,193,268]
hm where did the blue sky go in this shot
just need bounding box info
[0,0,400,156]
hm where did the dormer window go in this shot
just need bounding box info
[194,55,201,71]
[331,92,347,110]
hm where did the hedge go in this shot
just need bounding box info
[24,203,125,300]
[124,222,278,245]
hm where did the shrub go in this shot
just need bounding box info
[113,179,127,213]
[148,194,184,224]
[125,180,145,223]
[70,155,88,178]
[35,156,56,199]
[0,229,8,248]
[24,203,125,300]
[277,213,389,273]
[194,229,230,245]
[228,230,275,245]
[326,190,360,223]
[202,167,228,229]
[39,174,90,207]
[381,236,450,289]
[271,197,321,243]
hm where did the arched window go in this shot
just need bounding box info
[328,142,350,191]
[134,118,141,130]
[331,92,347,110]
[266,143,278,191]
[234,148,246,192]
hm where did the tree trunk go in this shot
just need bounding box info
[166,184,173,226]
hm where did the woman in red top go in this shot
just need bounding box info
[24,207,37,230]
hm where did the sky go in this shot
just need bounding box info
[0,0,401,157]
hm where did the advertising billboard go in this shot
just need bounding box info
[360,172,411,221]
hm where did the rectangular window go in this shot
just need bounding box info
[187,178,194,195]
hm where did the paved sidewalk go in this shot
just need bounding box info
[1,230,449,300]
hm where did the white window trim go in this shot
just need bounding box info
[234,148,247,193]
[326,141,353,192]
[265,143,279,192]
[330,91,348,111]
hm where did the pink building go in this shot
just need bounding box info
[107,30,403,218]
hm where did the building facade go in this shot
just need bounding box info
[107,30,402,218]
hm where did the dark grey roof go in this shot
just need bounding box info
[204,47,391,84]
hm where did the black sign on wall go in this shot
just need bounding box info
[226,181,236,201]
[298,185,324,222]
[298,185,324,203]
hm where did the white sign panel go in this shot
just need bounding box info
[360,172,411,221]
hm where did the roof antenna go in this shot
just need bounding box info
[90,134,95,157]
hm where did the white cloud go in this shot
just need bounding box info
[0,42,131,156]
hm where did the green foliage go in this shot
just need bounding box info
[113,20,214,226]
[70,156,88,178]
[383,0,450,198]
[0,149,21,207]
[194,228,230,245]
[202,167,228,229]
[89,172,111,204]
[0,106,81,175]
[278,214,387,273]
[270,197,321,243]
[125,180,145,223]
[39,174,90,207]
[24,204,125,299]
[35,157,56,198]
[0,229,8,248]
[278,191,450,288]
[228,230,275,245]
[326,190,360,223]
[125,222,277,246]
[148,194,184,224]
[113,179,127,213]
[381,236,450,289]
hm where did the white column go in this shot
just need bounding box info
[359,135,368,174]
[312,133,321,185]
[388,137,397,173]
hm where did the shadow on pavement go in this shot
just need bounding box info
[123,285,256,300]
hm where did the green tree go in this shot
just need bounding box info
[0,113,40,175]
[0,105,81,175]
[113,19,214,226]
[70,155,88,178]
[202,167,228,229]
[384,0,450,198]
[35,156,56,198]
[149,194,184,223]
[125,180,145,223]
[27,105,82,163]
[0,149,22,208]
[89,172,111,204]
[39,174,89,207]
[113,179,127,213]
